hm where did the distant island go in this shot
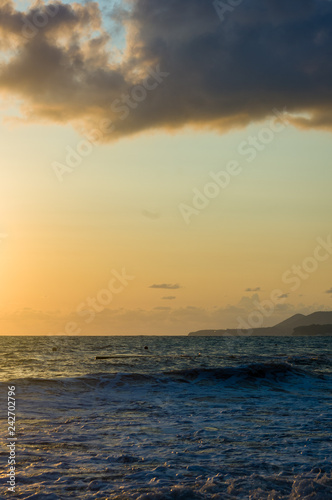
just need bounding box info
[188,311,332,336]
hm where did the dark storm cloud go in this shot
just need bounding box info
[0,0,331,138]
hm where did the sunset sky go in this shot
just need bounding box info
[1,0,332,334]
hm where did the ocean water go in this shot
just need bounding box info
[0,336,331,500]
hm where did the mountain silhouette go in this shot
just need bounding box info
[188,311,332,336]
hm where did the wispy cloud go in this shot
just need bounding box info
[141,210,161,220]
[149,284,181,290]
[162,296,176,300]
[245,287,261,292]
[325,288,332,294]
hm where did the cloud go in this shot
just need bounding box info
[149,284,181,290]
[141,210,161,220]
[1,300,330,335]
[325,288,332,294]
[162,296,176,300]
[0,0,332,139]
[245,287,261,292]
[278,293,289,299]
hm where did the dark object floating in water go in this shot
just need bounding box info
[52,347,57,351]
[95,354,200,360]
[144,346,149,350]
[96,355,140,360]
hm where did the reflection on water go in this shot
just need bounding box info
[0,336,331,499]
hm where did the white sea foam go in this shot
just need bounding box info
[0,336,331,499]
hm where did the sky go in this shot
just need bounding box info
[0,0,332,335]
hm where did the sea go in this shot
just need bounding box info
[0,335,331,500]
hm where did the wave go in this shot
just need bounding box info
[11,467,332,499]
[112,469,332,500]
[163,362,329,389]
[287,353,332,366]
[4,361,329,392]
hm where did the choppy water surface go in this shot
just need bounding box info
[0,336,331,499]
